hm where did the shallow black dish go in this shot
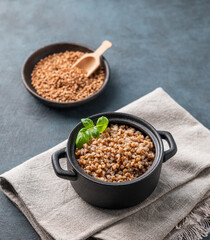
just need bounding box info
[21,43,110,108]
[52,112,177,209]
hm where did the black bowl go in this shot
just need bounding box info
[52,112,177,209]
[21,43,110,108]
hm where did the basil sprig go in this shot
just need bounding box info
[76,116,109,149]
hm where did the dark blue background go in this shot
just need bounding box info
[0,0,209,239]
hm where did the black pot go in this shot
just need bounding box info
[52,112,177,209]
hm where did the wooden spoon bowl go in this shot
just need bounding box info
[21,42,110,108]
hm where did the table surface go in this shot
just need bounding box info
[0,0,209,239]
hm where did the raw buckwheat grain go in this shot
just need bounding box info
[31,51,105,102]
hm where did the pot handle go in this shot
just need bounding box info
[158,131,177,162]
[51,148,77,181]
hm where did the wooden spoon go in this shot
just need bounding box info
[72,40,112,77]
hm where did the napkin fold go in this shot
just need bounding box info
[0,88,210,240]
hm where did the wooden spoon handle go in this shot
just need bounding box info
[94,40,112,57]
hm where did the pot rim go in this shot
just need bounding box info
[66,112,164,186]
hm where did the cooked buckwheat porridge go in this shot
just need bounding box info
[75,124,156,183]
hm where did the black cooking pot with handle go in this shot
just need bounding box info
[52,112,177,209]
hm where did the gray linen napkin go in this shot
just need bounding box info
[0,88,210,240]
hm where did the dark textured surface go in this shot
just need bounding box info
[0,0,209,239]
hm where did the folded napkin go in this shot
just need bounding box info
[0,88,210,240]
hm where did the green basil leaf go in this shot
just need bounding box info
[76,116,109,148]
[89,126,100,138]
[81,118,94,129]
[76,133,86,149]
[96,116,109,133]
[85,130,92,141]
[76,128,91,149]
[95,125,104,133]
[79,127,87,133]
